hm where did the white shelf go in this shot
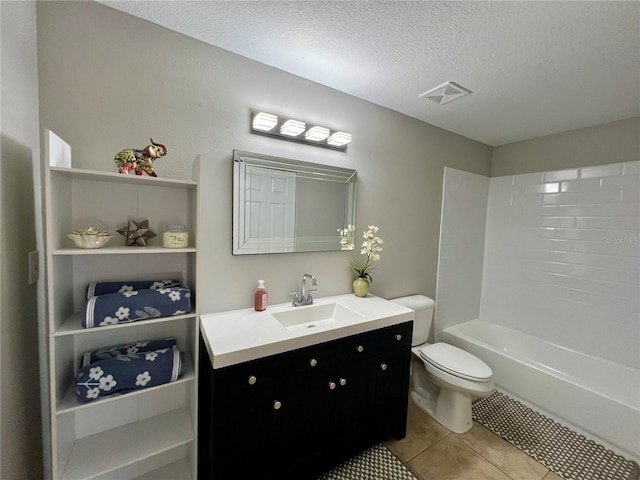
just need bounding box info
[52,246,197,256]
[57,359,195,414]
[134,457,192,480]
[43,130,200,479]
[61,408,194,480]
[51,166,197,189]
[54,312,197,336]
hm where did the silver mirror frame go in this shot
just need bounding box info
[233,150,357,255]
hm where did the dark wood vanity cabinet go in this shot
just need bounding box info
[198,321,413,479]
[375,321,414,440]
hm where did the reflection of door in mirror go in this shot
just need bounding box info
[233,149,356,255]
[245,165,296,249]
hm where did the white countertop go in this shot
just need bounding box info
[200,294,415,369]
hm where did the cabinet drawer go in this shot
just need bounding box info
[284,341,338,375]
[378,321,413,350]
[284,329,378,375]
[339,330,378,361]
[215,355,284,391]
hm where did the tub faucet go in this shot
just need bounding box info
[292,273,317,307]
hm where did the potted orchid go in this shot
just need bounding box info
[350,225,383,297]
[337,224,355,250]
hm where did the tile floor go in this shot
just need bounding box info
[385,398,564,480]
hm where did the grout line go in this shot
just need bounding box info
[455,424,550,480]
[404,431,451,464]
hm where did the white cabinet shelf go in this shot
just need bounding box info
[134,457,192,479]
[42,130,200,480]
[54,312,197,337]
[50,165,197,188]
[61,408,194,480]
[52,246,197,255]
[57,358,195,414]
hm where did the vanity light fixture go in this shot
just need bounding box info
[327,131,352,147]
[280,119,306,137]
[305,126,330,141]
[250,109,352,151]
[252,111,278,132]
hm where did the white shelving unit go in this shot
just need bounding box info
[42,130,200,479]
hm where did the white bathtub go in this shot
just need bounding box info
[442,320,640,463]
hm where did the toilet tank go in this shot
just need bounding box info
[390,295,435,346]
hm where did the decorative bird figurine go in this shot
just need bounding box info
[114,139,167,177]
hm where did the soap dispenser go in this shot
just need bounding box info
[254,280,268,311]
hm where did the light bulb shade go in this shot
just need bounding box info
[252,111,278,132]
[250,109,351,151]
[280,119,306,137]
[305,126,330,141]
[327,131,352,146]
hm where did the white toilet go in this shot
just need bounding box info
[390,295,494,433]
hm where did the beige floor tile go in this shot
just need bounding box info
[457,422,550,480]
[542,471,564,480]
[408,434,512,480]
[385,397,450,462]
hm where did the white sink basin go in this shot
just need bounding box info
[273,303,365,332]
[200,293,416,368]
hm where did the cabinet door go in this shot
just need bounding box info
[280,341,335,474]
[329,360,375,456]
[216,385,282,477]
[280,368,327,475]
[374,347,411,441]
[209,357,284,479]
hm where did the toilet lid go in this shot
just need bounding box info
[418,343,492,382]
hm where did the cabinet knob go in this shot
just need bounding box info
[339,378,347,387]
[356,345,364,353]
[273,400,282,410]
[380,363,388,371]
[309,358,318,367]
[248,375,257,385]
[328,381,336,390]
[395,334,402,341]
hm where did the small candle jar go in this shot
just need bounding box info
[162,224,189,248]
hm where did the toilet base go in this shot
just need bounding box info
[411,388,474,434]
[434,388,474,433]
[410,346,492,434]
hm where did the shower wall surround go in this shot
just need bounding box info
[434,168,489,339]
[481,161,640,369]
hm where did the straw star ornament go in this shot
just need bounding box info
[117,219,156,246]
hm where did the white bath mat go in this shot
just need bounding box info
[317,443,418,480]
[472,390,639,480]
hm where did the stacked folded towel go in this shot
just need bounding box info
[82,279,192,328]
[85,279,181,299]
[81,338,178,365]
[75,338,186,403]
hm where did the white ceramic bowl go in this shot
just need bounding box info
[68,227,112,249]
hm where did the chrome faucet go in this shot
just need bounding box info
[292,273,317,307]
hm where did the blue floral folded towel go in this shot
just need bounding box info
[85,279,181,299]
[81,338,177,366]
[82,287,191,328]
[75,345,186,403]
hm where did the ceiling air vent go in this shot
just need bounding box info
[419,81,471,105]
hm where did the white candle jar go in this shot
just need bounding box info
[163,224,189,248]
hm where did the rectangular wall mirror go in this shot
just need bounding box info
[233,150,357,255]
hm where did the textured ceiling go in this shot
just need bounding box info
[98,1,639,146]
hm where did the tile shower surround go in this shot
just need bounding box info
[481,161,639,369]
[435,168,490,338]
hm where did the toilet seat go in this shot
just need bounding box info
[417,343,492,382]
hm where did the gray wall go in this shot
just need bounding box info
[37,1,492,314]
[0,2,44,479]
[492,117,640,176]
